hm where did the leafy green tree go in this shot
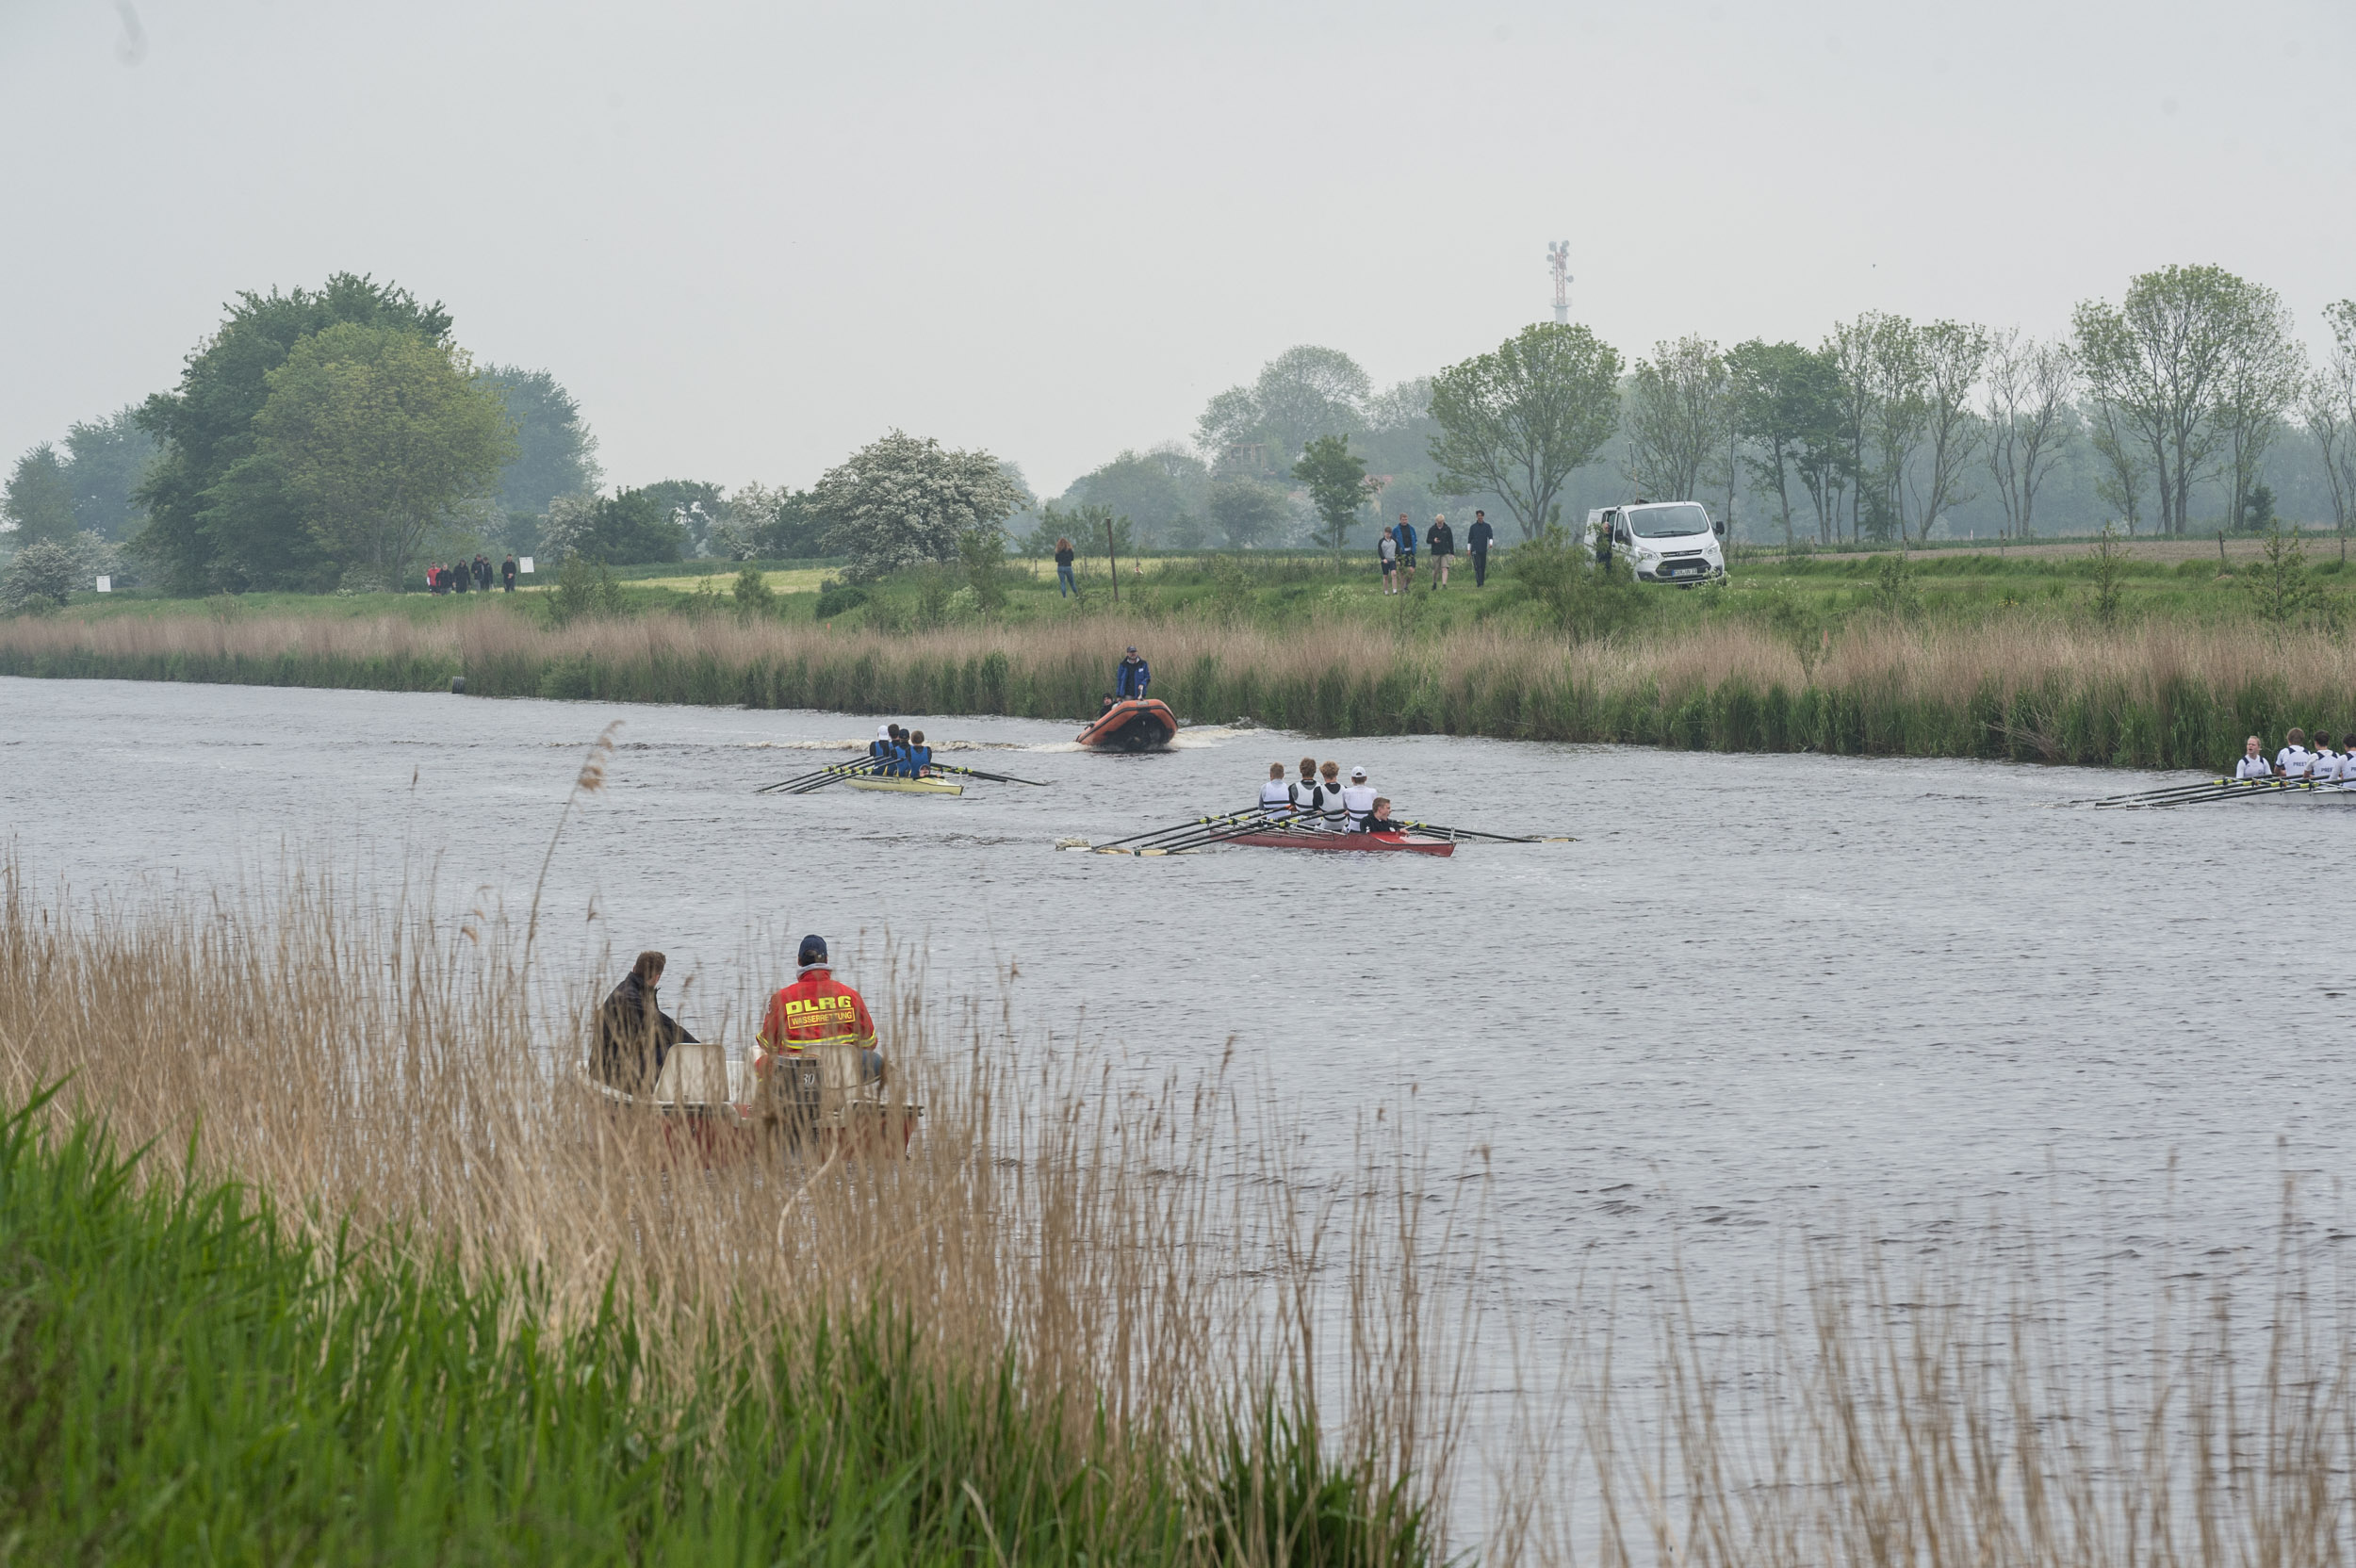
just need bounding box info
[813,430,1026,581]
[3,444,78,547]
[1064,446,1207,546]
[2074,265,2262,535]
[478,367,601,515]
[545,552,628,626]
[1505,523,1644,641]
[1,539,78,611]
[957,525,1010,614]
[1194,346,1369,473]
[61,408,159,539]
[2087,523,2129,626]
[1207,480,1286,547]
[2241,482,2278,533]
[2243,521,2319,627]
[636,480,725,556]
[252,323,517,589]
[1728,340,1839,547]
[1428,323,1623,541]
[730,564,776,621]
[1625,335,1731,504]
[134,274,453,592]
[1291,434,1371,549]
[572,489,689,564]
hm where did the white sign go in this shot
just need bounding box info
[518,556,534,574]
[94,576,111,593]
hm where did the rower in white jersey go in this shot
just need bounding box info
[1286,757,1326,829]
[2233,736,2275,780]
[1259,763,1294,814]
[1338,765,1379,831]
[1317,761,1350,832]
[2314,736,2347,786]
[2276,727,2315,779]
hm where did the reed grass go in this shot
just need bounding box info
[7,600,2356,767]
[0,855,1468,1563]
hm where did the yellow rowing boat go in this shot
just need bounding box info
[843,776,964,795]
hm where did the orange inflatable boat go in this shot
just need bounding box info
[1076,697,1178,751]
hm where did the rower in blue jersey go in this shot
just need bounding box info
[868,725,894,774]
[906,729,932,778]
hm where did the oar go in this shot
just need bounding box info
[927,761,1050,787]
[2138,779,2322,808]
[783,762,886,794]
[1058,809,1266,852]
[1393,819,1574,843]
[756,759,867,794]
[2083,776,2236,807]
[1126,811,1315,857]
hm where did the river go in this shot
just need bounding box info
[6,674,2348,1482]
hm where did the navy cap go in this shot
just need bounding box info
[797,935,828,967]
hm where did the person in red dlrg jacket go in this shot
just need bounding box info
[756,935,885,1086]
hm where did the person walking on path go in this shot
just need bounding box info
[1378,529,1398,594]
[501,555,518,592]
[1394,514,1417,592]
[1467,512,1494,588]
[1427,514,1455,589]
[1055,536,1077,598]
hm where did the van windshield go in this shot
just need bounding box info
[1628,503,1711,538]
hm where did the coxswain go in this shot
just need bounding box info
[868,724,896,774]
[1317,761,1350,831]
[2233,736,2274,781]
[907,729,932,777]
[1339,766,1378,831]
[2277,727,2314,779]
[1260,763,1292,813]
[1287,756,1325,829]
[756,935,886,1089]
[1115,646,1152,701]
[1361,796,1402,834]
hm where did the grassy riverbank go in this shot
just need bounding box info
[6,592,2355,768]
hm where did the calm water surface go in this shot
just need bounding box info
[4,674,2345,1326]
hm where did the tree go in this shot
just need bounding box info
[565,489,689,564]
[2086,395,2152,535]
[2305,302,2356,547]
[2,444,78,547]
[252,322,517,589]
[135,273,454,593]
[1206,480,1287,547]
[1292,434,1372,549]
[1428,323,1623,541]
[1907,319,1989,541]
[1859,315,1924,542]
[813,430,1026,581]
[1194,346,1368,473]
[1625,335,1731,505]
[1065,446,1209,546]
[2073,265,2263,535]
[478,367,601,515]
[1823,316,1879,542]
[711,483,826,560]
[637,480,725,556]
[61,408,158,539]
[1982,331,2077,541]
[1728,341,1838,547]
[1,539,79,612]
[2211,281,2304,543]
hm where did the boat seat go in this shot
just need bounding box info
[651,1041,730,1107]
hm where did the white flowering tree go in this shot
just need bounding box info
[814,431,1026,581]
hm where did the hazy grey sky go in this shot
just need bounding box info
[5,0,2351,497]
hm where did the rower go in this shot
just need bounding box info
[870,724,901,775]
[2315,736,2347,787]
[2277,727,2314,779]
[2233,736,2274,781]
[1317,761,1349,832]
[891,727,918,778]
[1287,756,1324,829]
[1339,766,1378,831]
[755,934,886,1092]
[906,729,932,778]
[1260,763,1292,813]
[1361,796,1402,834]
[1115,645,1152,702]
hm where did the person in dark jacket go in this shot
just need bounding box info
[1467,512,1495,588]
[594,950,695,1094]
[501,556,518,592]
[1115,646,1151,700]
[1427,515,1455,590]
[473,556,490,592]
[1054,536,1077,598]
[451,557,470,593]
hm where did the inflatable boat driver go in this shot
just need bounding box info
[1115,646,1152,701]
[756,935,886,1086]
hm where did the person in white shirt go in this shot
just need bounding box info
[1259,763,1293,813]
[2313,738,2346,786]
[1317,761,1350,831]
[2276,727,2314,779]
[2233,736,2275,780]
[1286,757,1326,828]
[1339,766,1379,831]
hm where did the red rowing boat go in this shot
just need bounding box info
[1220,830,1456,857]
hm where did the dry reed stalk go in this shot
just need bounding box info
[0,851,1476,1560]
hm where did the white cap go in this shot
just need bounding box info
[877,725,892,739]
[1350,767,1367,781]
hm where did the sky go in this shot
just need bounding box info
[4,0,2353,498]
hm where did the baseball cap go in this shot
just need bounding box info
[797,935,828,967]
[1350,767,1367,780]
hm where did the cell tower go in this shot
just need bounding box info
[1546,240,1572,324]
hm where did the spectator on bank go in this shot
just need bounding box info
[451,557,470,593]
[501,556,518,592]
[1428,514,1455,590]
[1055,536,1076,598]
[1378,529,1398,594]
[473,555,491,592]
[1468,511,1495,588]
[1394,514,1417,592]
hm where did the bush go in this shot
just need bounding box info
[544,554,627,628]
[1,540,78,612]
[813,579,869,620]
[731,564,777,621]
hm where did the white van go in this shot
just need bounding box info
[1589,501,1727,586]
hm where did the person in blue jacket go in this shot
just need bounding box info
[1394,515,1418,592]
[1115,646,1151,701]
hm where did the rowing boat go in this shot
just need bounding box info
[843,776,964,795]
[1220,830,1457,856]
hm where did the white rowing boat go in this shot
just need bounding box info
[843,776,963,795]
